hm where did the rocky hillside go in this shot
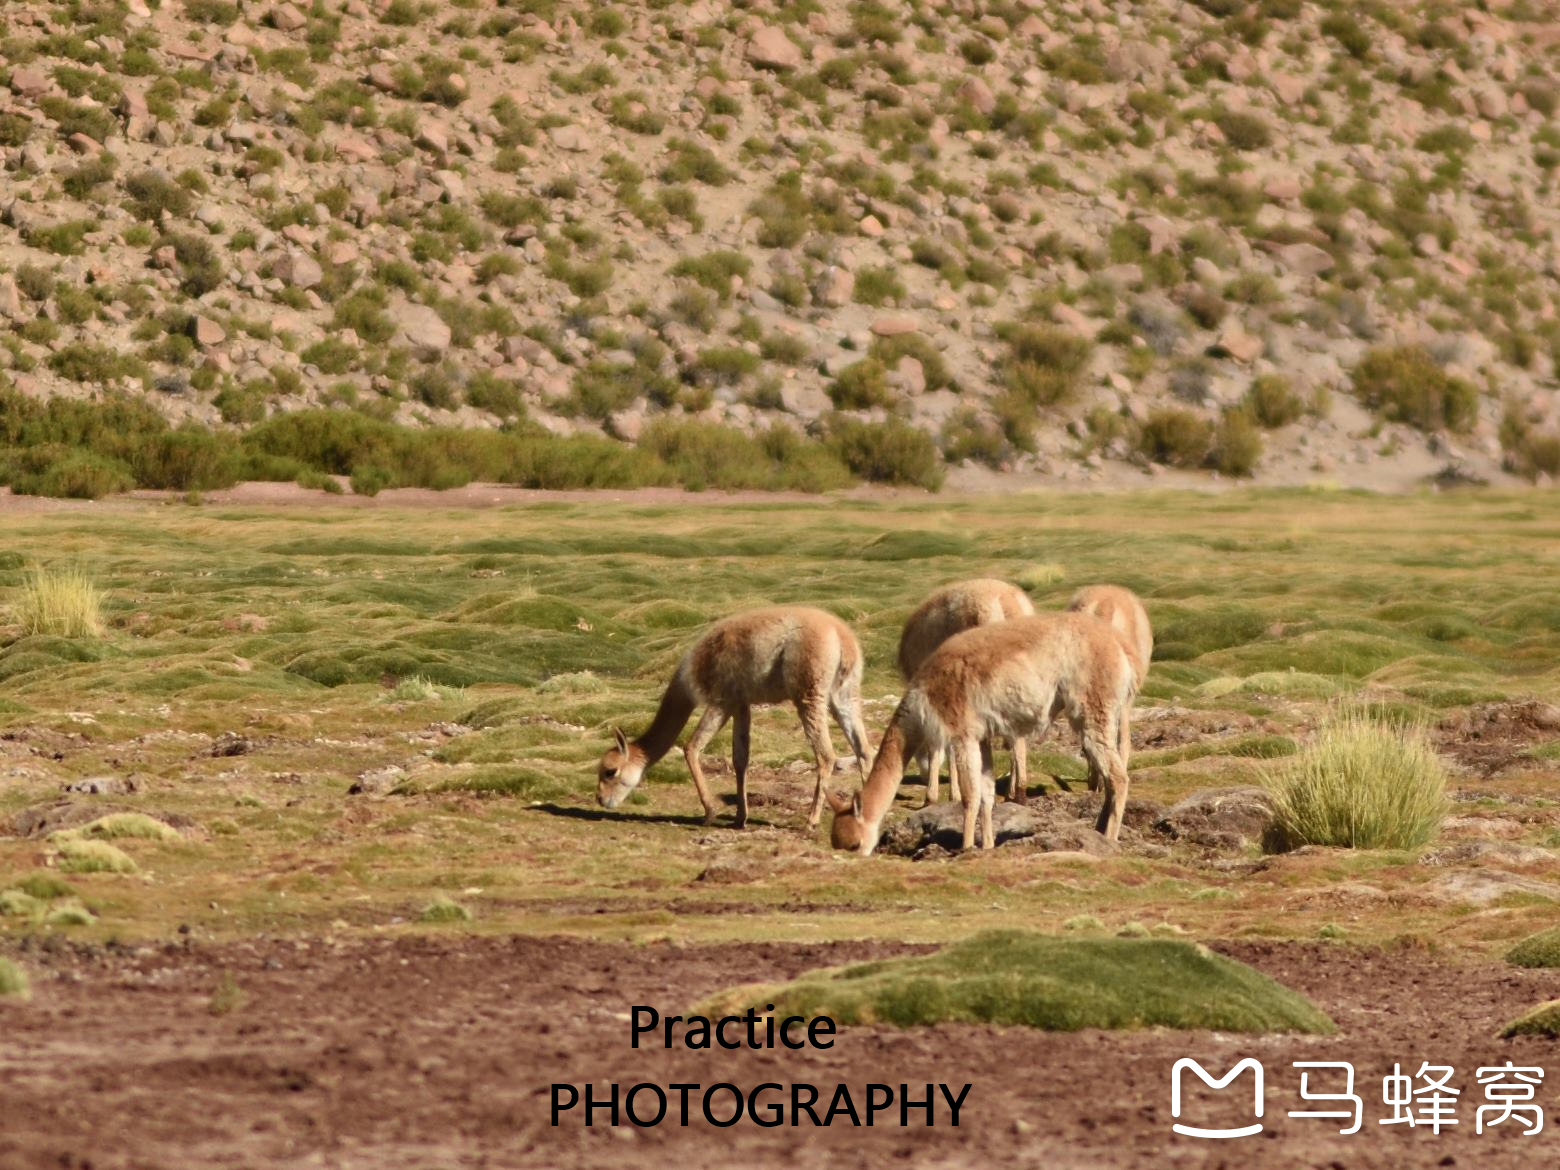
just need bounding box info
[1,0,1558,492]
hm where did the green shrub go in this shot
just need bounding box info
[28,220,96,256]
[870,333,951,391]
[1210,408,1263,477]
[62,153,118,200]
[1264,706,1448,852]
[1320,13,1371,58]
[940,408,1008,468]
[691,345,759,386]
[1214,108,1271,151]
[660,138,733,185]
[160,232,224,296]
[0,958,27,999]
[38,96,117,142]
[829,358,895,409]
[1352,346,1478,432]
[670,250,751,300]
[1001,325,1092,408]
[638,420,851,492]
[3,448,135,499]
[1244,374,1305,428]
[749,178,811,248]
[1137,407,1213,468]
[854,266,907,306]
[827,418,944,489]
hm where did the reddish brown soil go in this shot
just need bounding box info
[1,935,1557,1169]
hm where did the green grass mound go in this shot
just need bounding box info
[60,813,181,843]
[0,958,28,999]
[418,896,473,924]
[1506,928,1560,969]
[54,839,138,875]
[0,890,44,918]
[1500,1000,1560,1039]
[43,904,95,927]
[696,931,1334,1035]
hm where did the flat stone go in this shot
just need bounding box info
[746,25,803,71]
[870,315,919,337]
[392,301,451,353]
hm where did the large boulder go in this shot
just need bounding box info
[392,302,452,354]
[746,26,803,71]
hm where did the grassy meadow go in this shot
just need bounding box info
[0,488,1557,955]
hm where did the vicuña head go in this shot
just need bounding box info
[597,727,646,809]
[825,789,873,853]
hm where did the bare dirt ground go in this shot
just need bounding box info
[1,936,1556,1170]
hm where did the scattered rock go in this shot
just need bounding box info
[1154,788,1275,850]
[348,765,406,796]
[391,302,452,354]
[211,732,250,758]
[745,26,803,71]
[60,776,141,797]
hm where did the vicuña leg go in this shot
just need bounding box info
[920,748,939,807]
[796,693,837,830]
[731,704,752,830]
[830,691,871,781]
[978,738,999,848]
[1084,725,1131,841]
[953,736,983,851]
[684,706,729,824]
[1009,736,1029,805]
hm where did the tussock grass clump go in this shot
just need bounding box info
[13,874,76,900]
[1016,564,1065,591]
[209,972,246,1016]
[1499,1001,1560,1039]
[1264,706,1448,852]
[62,814,180,843]
[1506,927,1560,969]
[12,567,104,638]
[697,931,1333,1035]
[383,675,463,703]
[418,895,473,923]
[44,905,95,928]
[54,839,139,875]
[0,890,44,918]
[0,958,29,999]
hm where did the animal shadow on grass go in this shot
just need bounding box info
[532,803,712,828]
[534,796,785,830]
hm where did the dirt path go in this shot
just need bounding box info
[1,936,1557,1169]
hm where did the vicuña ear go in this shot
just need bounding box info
[824,790,852,815]
[851,794,863,819]
[612,727,629,754]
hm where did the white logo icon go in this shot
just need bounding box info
[1171,1058,1265,1139]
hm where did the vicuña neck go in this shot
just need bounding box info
[861,715,913,833]
[634,673,697,764]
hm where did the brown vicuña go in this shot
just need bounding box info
[828,612,1141,855]
[897,578,1033,807]
[1065,584,1152,788]
[598,606,871,829]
